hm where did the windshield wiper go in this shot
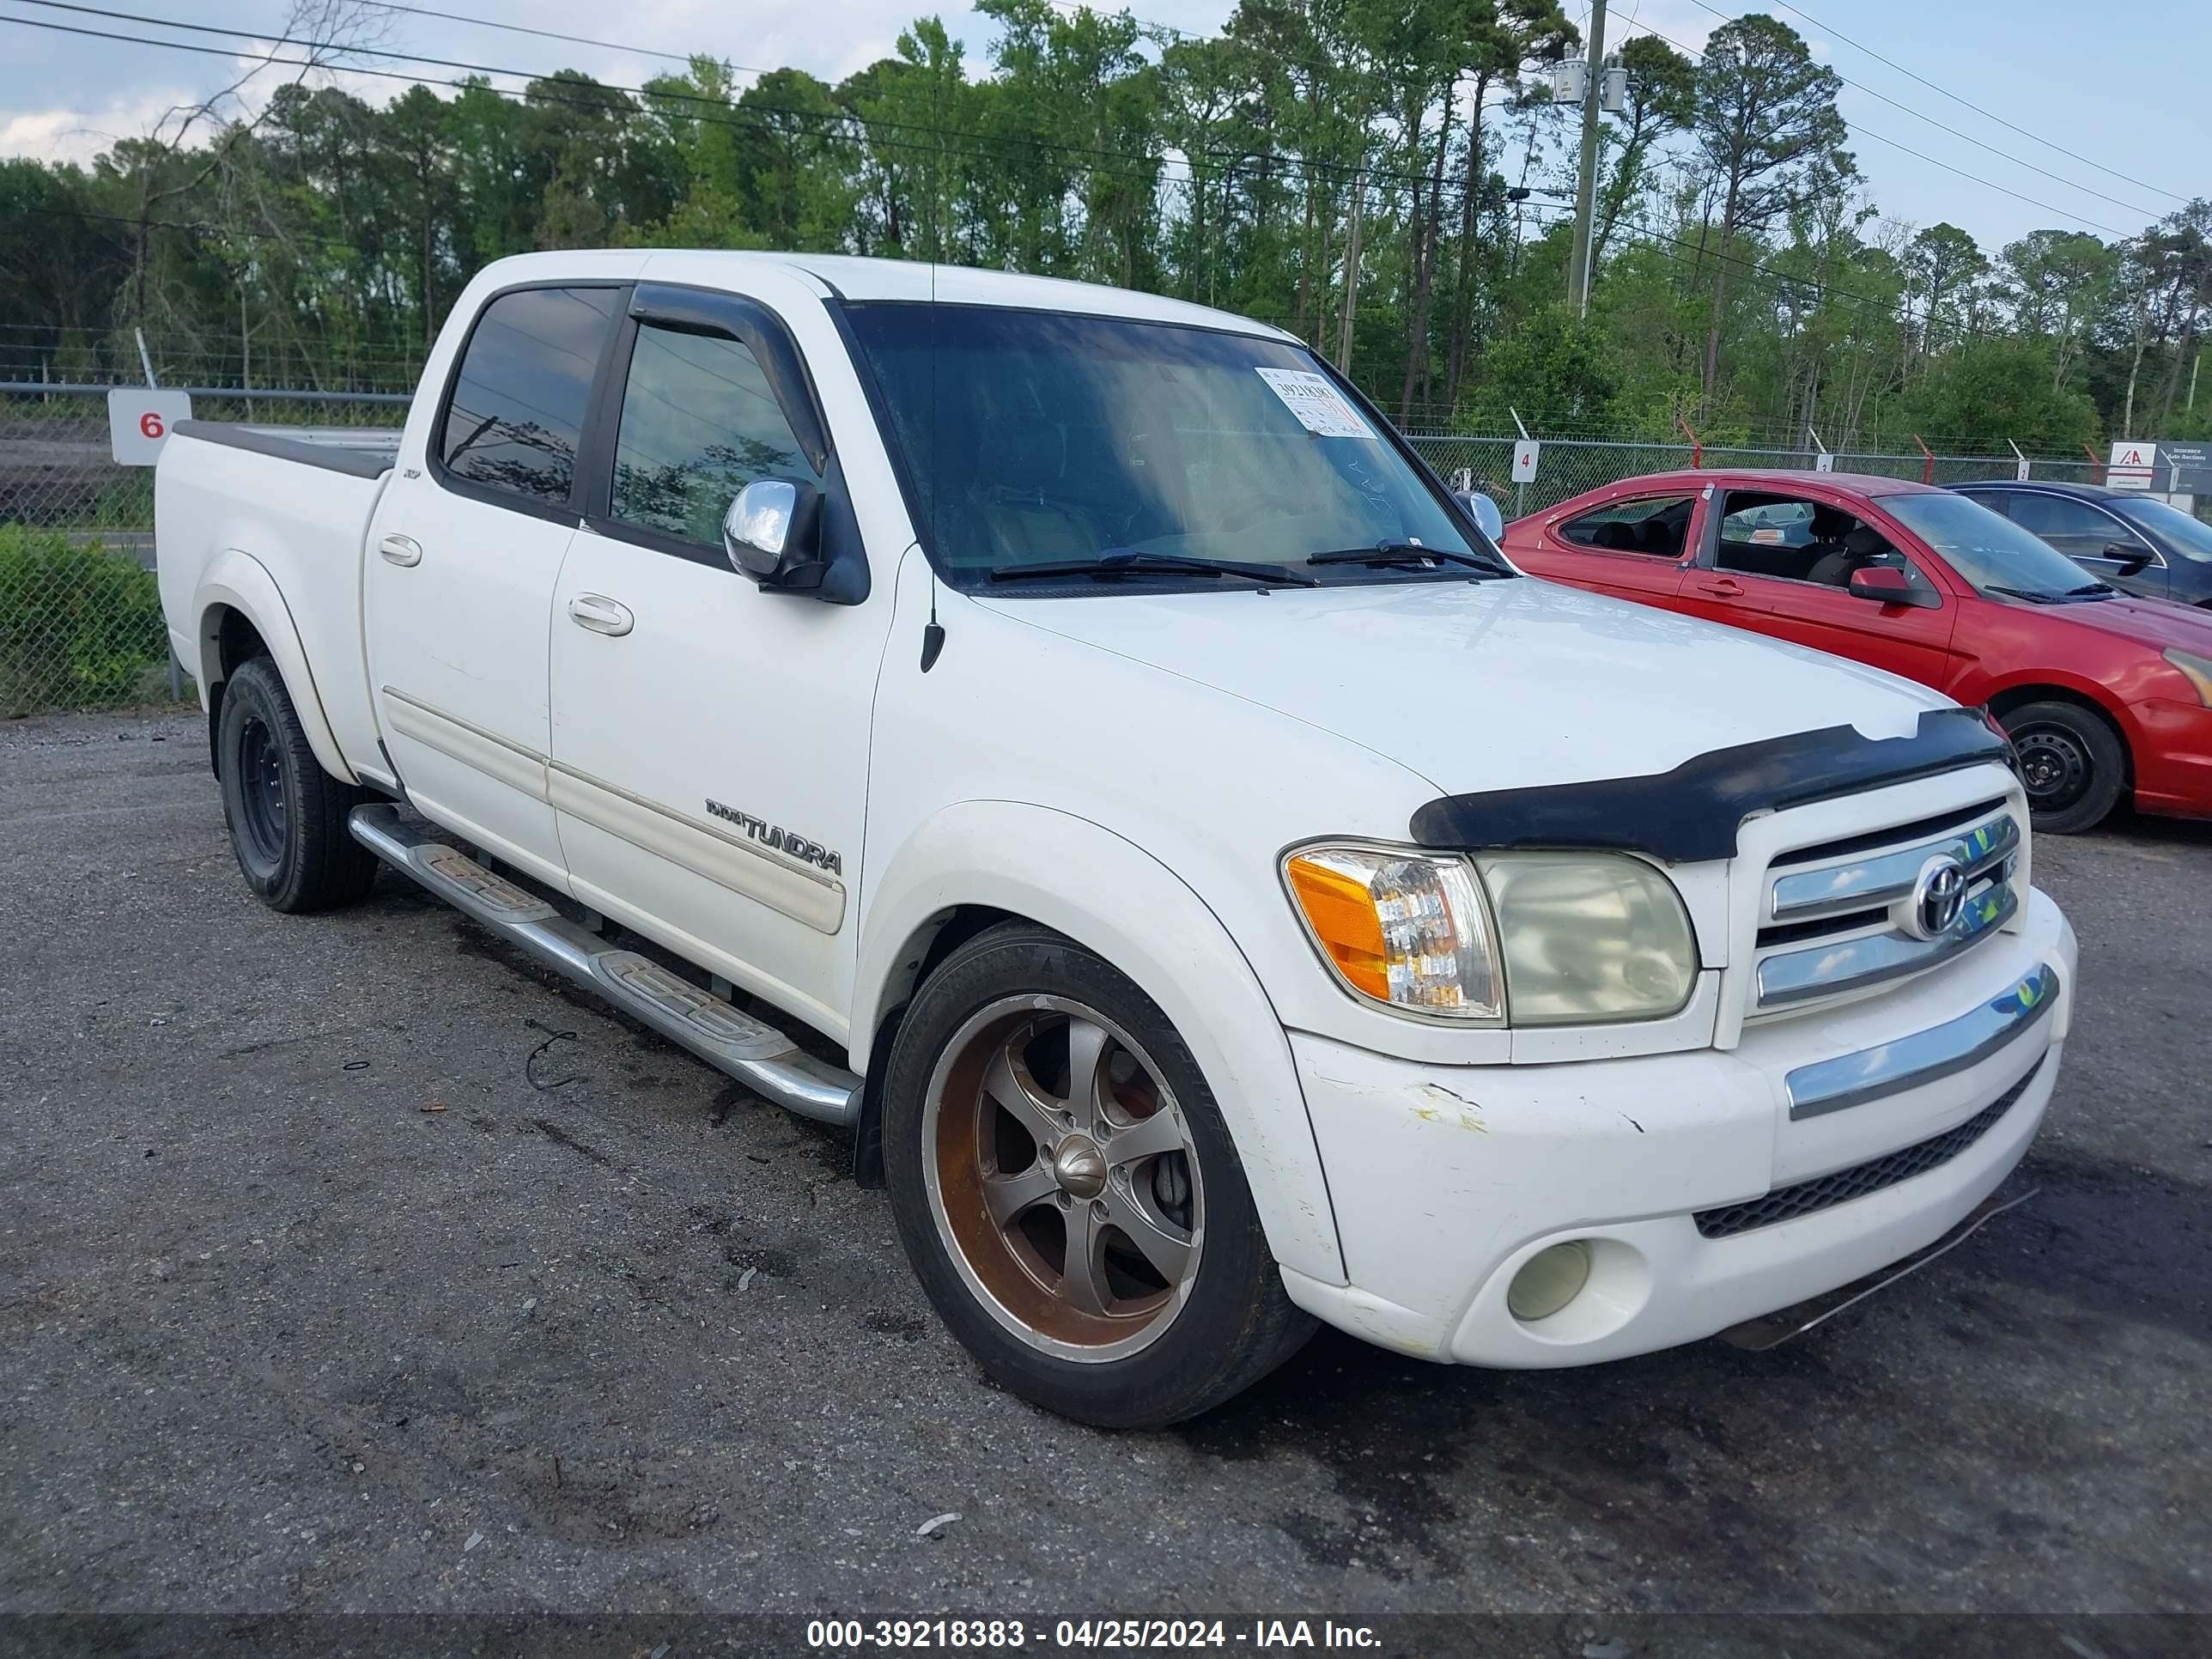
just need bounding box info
[1984,583,2058,605]
[2063,582,2117,599]
[987,550,1318,587]
[1306,539,1514,576]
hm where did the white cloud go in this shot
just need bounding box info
[0,88,199,165]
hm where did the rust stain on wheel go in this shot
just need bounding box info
[922,994,1205,1363]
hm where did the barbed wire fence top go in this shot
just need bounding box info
[0,377,2140,717]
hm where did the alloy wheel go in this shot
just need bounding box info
[921,995,1204,1362]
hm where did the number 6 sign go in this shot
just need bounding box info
[108,388,194,465]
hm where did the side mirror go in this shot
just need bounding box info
[2101,543,2150,575]
[1847,564,1938,609]
[1453,488,1505,544]
[722,478,823,587]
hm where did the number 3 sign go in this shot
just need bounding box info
[108,388,194,465]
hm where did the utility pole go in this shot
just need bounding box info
[1565,0,1608,318]
[1336,167,1367,373]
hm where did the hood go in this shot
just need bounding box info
[2023,590,2212,654]
[979,575,1950,795]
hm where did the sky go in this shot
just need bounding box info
[0,0,2203,258]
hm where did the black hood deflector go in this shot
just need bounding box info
[1409,706,2011,863]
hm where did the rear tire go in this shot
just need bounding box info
[2000,699,2125,835]
[217,655,380,912]
[883,921,1314,1427]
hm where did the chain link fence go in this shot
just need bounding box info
[0,384,405,715]
[0,379,2136,715]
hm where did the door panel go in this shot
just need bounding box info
[1674,568,1777,630]
[2006,492,2168,599]
[1743,579,1955,688]
[550,528,881,1032]
[364,283,626,884]
[1683,487,1956,686]
[548,302,893,1036]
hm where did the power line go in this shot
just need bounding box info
[1679,0,2162,221]
[9,198,363,249]
[354,0,704,68]
[1612,14,2137,239]
[1766,0,2191,208]
[9,0,781,82]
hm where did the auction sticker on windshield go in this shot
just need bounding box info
[1255,368,1377,440]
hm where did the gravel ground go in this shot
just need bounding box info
[1,707,2206,1626]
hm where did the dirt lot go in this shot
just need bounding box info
[2,708,2206,1626]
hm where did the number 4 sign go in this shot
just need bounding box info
[107,388,194,465]
[1510,440,1541,483]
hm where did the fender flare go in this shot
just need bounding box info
[192,549,359,785]
[853,799,1347,1286]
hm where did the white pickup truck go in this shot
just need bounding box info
[156,250,2077,1426]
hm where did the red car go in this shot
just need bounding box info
[1502,470,2212,832]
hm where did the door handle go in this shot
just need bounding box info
[379,533,422,568]
[1696,577,1744,597]
[568,593,635,637]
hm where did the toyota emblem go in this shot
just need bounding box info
[1909,855,1968,939]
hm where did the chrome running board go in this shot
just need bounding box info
[349,804,861,1127]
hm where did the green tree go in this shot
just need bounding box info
[1902,336,2099,450]
[1687,15,1850,401]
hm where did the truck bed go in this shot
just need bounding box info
[154,422,395,780]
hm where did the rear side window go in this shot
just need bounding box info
[439,286,622,505]
[609,323,823,547]
[1557,495,1695,557]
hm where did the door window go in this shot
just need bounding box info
[1715,492,1933,594]
[609,324,823,549]
[2007,493,2141,552]
[439,286,623,505]
[1555,495,1695,557]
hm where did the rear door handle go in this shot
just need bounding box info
[379,533,422,568]
[568,593,635,637]
[1696,577,1744,597]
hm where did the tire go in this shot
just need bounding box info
[2000,699,2125,835]
[216,655,380,912]
[883,921,1315,1428]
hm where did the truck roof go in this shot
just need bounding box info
[470,248,1297,342]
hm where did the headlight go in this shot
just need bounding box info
[2164,647,2212,707]
[1283,844,1697,1026]
[1474,853,1699,1025]
[1282,845,1503,1021]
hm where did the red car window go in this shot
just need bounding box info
[1555,495,1696,557]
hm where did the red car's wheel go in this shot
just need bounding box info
[2002,700,2124,834]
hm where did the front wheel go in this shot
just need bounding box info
[217,655,380,911]
[883,922,1313,1427]
[2000,699,2125,835]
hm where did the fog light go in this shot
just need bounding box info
[1507,1240,1592,1322]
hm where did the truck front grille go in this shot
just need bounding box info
[1749,799,2021,1018]
[1693,1056,2042,1240]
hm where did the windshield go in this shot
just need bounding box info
[1888,493,2111,600]
[2113,496,2212,562]
[841,302,1486,588]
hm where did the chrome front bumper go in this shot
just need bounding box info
[1784,961,2061,1121]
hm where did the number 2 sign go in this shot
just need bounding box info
[107,388,194,465]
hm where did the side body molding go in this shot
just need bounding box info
[852,799,1347,1287]
[191,548,358,784]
